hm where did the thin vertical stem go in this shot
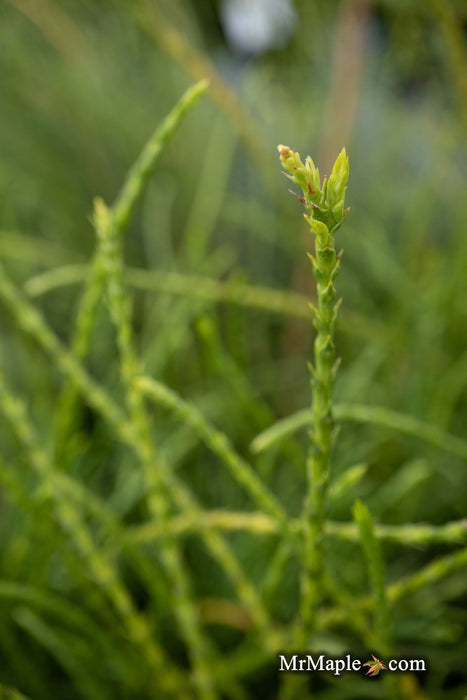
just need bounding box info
[277,145,350,637]
[93,194,218,700]
[301,231,341,629]
[54,80,208,464]
[353,500,391,655]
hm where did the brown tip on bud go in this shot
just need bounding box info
[310,202,321,210]
[307,183,316,195]
[277,144,291,158]
[288,189,306,204]
[343,207,350,216]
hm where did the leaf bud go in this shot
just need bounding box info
[311,220,330,245]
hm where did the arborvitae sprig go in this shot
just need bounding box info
[278,144,350,634]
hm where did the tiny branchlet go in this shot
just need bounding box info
[278,144,350,633]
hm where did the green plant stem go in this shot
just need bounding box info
[98,167,281,687]
[24,262,387,341]
[387,546,467,602]
[25,263,312,318]
[300,229,341,630]
[214,547,467,689]
[93,198,217,700]
[251,403,467,462]
[49,81,221,694]
[157,468,275,640]
[131,1,277,197]
[13,607,106,700]
[54,79,208,464]
[0,230,79,266]
[0,368,189,699]
[353,501,391,655]
[318,546,467,632]
[6,452,275,642]
[128,511,467,547]
[59,452,275,641]
[112,79,209,234]
[0,262,276,658]
[136,376,286,523]
[84,86,232,698]
[276,145,350,642]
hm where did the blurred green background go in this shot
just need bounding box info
[0,0,466,698]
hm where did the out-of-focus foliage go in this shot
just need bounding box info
[0,0,466,698]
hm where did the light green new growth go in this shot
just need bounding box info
[278,144,349,631]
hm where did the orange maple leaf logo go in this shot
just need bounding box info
[363,654,387,677]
